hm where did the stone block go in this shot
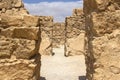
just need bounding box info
[0,54,40,80]
[0,0,23,9]
[0,37,38,59]
[12,27,38,40]
[65,32,85,56]
[39,31,52,55]
[0,15,23,28]
[23,15,39,27]
[72,8,83,16]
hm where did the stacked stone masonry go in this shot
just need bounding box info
[1,0,120,80]
[39,9,86,56]
[39,16,53,55]
[84,0,120,80]
[52,22,65,47]
[65,8,85,56]
[0,0,41,80]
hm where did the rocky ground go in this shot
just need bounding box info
[40,45,86,80]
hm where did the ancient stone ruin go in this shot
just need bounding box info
[65,8,85,56]
[53,22,65,48]
[39,16,53,55]
[0,0,120,80]
[38,8,85,56]
[84,0,120,80]
[0,0,40,80]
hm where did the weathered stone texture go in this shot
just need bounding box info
[73,8,83,16]
[0,0,28,15]
[0,15,39,28]
[52,22,65,47]
[0,0,41,80]
[39,16,53,55]
[84,0,120,80]
[12,27,39,40]
[0,37,36,59]
[65,8,85,56]
[23,15,39,27]
[0,54,40,80]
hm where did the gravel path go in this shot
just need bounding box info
[40,45,86,80]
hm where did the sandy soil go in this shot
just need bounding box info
[40,45,86,80]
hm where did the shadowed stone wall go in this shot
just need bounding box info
[84,0,120,80]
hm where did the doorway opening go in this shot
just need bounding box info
[40,8,86,80]
[24,0,86,80]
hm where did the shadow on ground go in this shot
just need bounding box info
[40,76,46,80]
[79,76,86,80]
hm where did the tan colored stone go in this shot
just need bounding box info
[23,15,39,27]
[0,54,40,80]
[65,32,85,56]
[0,0,12,9]
[84,0,120,80]
[0,15,23,28]
[0,0,41,79]
[14,0,22,8]
[5,10,13,15]
[39,31,52,55]
[12,27,38,40]
[0,39,13,58]
[65,9,85,56]
[91,11,120,36]
[39,16,53,55]
[2,8,6,13]
[12,39,36,59]
[0,0,23,9]
[52,22,65,47]
[110,66,120,74]
[0,37,38,59]
[0,28,14,37]
[73,8,83,16]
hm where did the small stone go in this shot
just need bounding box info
[28,64,36,68]
[14,0,22,8]
[110,66,120,74]
[5,10,13,15]
[2,8,6,13]
[4,63,11,66]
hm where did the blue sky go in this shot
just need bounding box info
[23,0,83,22]
[23,0,80,3]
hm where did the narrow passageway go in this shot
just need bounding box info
[40,45,86,80]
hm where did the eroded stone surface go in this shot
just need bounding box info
[53,22,65,47]
[39,16,53,55]
[65,8,85,56]
[0,54,40,80]
[12,27,39,40]
[66,32,85,56]
[0,0,41,80]
[84,0,120,80]
[39,31,52,55]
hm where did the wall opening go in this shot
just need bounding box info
[39,9,87,79]
[24,0,86,80]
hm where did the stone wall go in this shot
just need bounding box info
[39,16,53,55]
[0,0,28,15]
[0,0,41,80]
[52,22,65,47]
[1,0,120,80]
[84,0,120,80]
[65,8,85,56]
